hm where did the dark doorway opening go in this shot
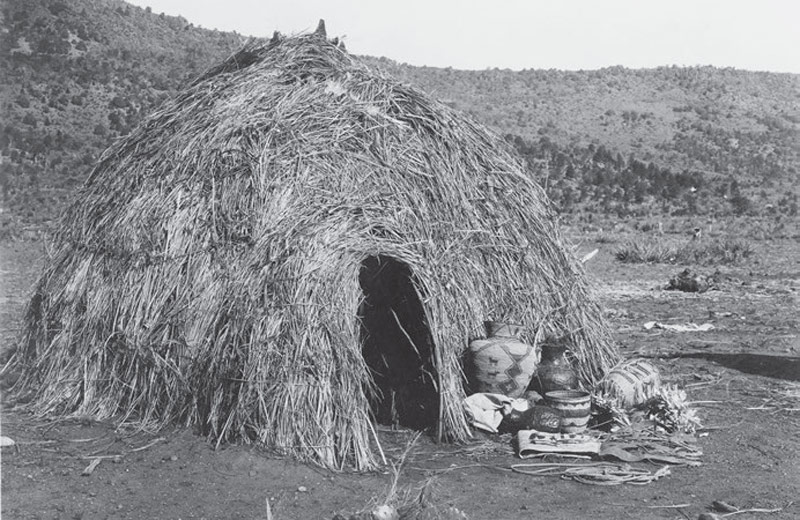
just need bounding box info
[358,255,439,430]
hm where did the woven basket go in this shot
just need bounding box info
[544,390,591,433]
[599,358,661,408]
[468,321,537,398]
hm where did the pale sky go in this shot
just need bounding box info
[126,0,800,73]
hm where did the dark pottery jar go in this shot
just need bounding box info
[532,340,578,393]
[523,405,563,433]
[499,404,562,434]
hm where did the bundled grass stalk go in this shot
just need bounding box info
[5,28,617,470]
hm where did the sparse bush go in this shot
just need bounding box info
[679,238,755,264]
[616,238,754,265]
[615,241,675,263]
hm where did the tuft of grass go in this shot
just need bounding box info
[679,238,755,264]
[614,242,675,264]
[615,238,754,265]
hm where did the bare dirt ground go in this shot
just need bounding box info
[2,232,799,520]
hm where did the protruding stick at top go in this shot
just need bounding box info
[315,19,326,39]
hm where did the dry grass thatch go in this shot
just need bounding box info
[6,28,618,470]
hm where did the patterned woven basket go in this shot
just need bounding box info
[468,321,537,398]
[599,358,661,408]
[544,390,591,433]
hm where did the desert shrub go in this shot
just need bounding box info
[615,241,675,263]
[616,238,754,265]
[676,238,754,264]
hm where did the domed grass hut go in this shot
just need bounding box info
[8,26,618,470]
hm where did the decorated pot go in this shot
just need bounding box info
[533,340,578,393]
[544,390,591,433]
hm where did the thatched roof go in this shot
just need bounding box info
[7,29,617,470]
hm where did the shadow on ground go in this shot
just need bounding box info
[661,352,800,381]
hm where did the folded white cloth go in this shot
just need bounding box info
[463,393,529,433]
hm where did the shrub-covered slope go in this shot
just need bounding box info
[1,0,798,236]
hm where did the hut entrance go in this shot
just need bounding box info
[359,255,439,430]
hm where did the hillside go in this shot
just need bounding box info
[0,0,243,234]
[369,59,800,218]
[1,0,799,237]
[375,60,799,177]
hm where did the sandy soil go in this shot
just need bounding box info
[1,234,799,519]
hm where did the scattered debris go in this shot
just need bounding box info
[711,501,739,513]
[511,462,671,485]
[638,385,703,433]
[265,497,273,520]
[581,248,599,263]
[333,433,470,519]
[666,268,715,293]
[644,321,715,332]
[128,437,166,454]
[698,499,791,518]
[81,458,101,476]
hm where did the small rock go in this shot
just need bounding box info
[169,455,178,462]
[248,470,257,477]
[297,486,308,492]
